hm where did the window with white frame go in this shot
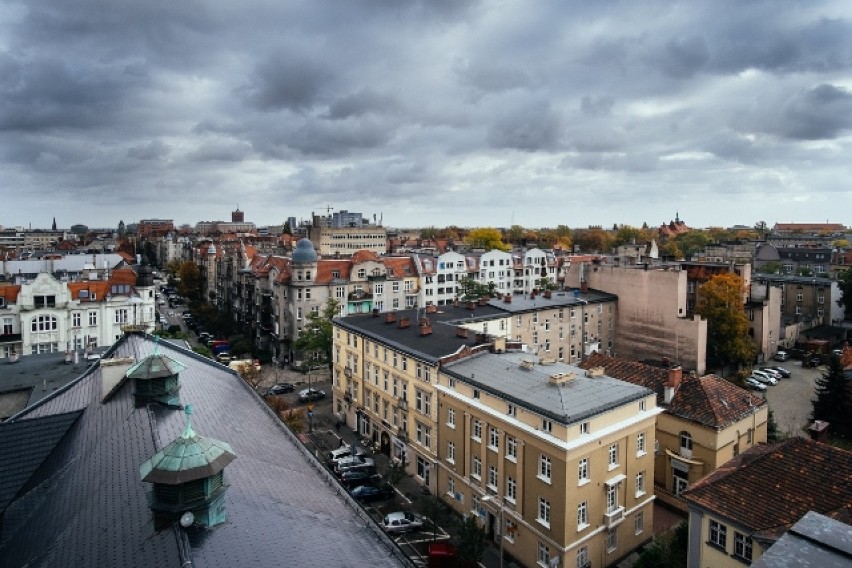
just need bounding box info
[72,312,81,327]
[537,542,550,567]
[635,471,645,496]
[709,520,727,548]
[606,484,618,513]
[606,528,617,553]
[506,477,516,502]
[472,456,482,479]
[580,420,590,434]
[507,403,517,417]
[538,454,552,482]
[447,407,455,428]
[416,421,430,448]
[472,419,482,441]
[637,432,646,455]
[577,500,588,529]
[608,443,618,468]
[488,465,498,489]
[447,477,455,496]
[506,436,517,461]
[488,427,499,450]
[541,418,552,433]
[734,532,753,562]
[537,497,551,527]
[635,510,644,534]
[578,458,590,484]
[447,441,455,463]
[576,546,589,568]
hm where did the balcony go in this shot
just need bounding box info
[397,399,408,411]
[348,290,372,301]
[604,507,626,529]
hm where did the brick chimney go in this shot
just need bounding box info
[580,281,589,294]
[808,420,829,442]
[663,366,683,404]
[425,304,437,314]
[419,317,432,336]
[457,327,469,338]
[385,312,397,324]
[398,317,410,329]
[503,294,512,303]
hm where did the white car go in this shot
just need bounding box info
[745,377,767,391]
[750,371,777,385]
[382,511,424,534]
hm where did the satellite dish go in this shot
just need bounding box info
[179,511,195,528]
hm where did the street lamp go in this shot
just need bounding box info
[480,494,505,568]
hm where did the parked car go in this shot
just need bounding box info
[767,366,791,378]
[298,388,326,402]
[774,351,789,362]
[335,456,375,475]
[351,484,394,502]
[340,470,382,488]
[751,370,778,385]
[745,377,767,391]
[758,368,782,380]
[803,356,822,368]
[267,383,295,395]
[328,445,369,463]
[382,511,424,534]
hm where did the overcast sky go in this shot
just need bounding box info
[2,1,851,231]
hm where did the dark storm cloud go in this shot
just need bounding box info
[2,0,852,229]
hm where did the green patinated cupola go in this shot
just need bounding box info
[127,339,186,407]
[139,405,236,530]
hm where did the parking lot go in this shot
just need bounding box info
[761,361,826,437]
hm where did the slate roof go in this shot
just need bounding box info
[0,334,409,568]
[683,438,852,542]
[751,511,852,568]
[0,410,82,513]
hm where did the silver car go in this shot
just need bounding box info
[382,511,424,534]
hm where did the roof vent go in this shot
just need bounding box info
[139,405,236,531]
[549,372,577,385]
[127,341,186,408]
[586,366,605,378]
[519,359,535,371]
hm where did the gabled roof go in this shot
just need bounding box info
[0,410,83,513]
[316,259,352,283]
[351,249,381,263]
[0,335,407,568]
[578,353,670,404]
[684,438,852,540]
[668,374,765,430]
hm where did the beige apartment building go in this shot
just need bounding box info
[438,352,661,568]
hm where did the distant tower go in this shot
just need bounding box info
[52,217,57,231]
[232,208,244,223]
[118,220,126,238]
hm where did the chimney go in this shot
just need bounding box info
[385,312,397,324]
[549,372,577,385]
[466,301,476,310]
[580,281,589,294]
[398,317,410,329]
[503,294,512,303]
[372,308,379,317]
[457,327,469,338]
[808,420,829,442]
[425,304,437,314]
[492,337,506,353]
[585,366,605,378]
[666,366,683,388]
[419,317,432,336]
[478,296,488,306]
[664,386,675,404]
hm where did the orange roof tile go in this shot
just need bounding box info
[0,284,21,303]
[668,374,765,429]
[351,250,381,263]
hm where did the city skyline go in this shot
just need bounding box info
[2,1,851,229]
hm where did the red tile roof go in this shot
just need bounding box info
[0,284,21,303]
[315,260,352,283]
[683,438,852,539]
[668,374,765,429]
[579,353,670,404]
[351,250,381,263]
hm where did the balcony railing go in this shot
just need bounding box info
[604,507,626,529]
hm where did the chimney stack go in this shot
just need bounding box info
[808,420,829,442]
[419,317,432,336]
[398,317,410,329]
[580,281,589,294]
[385,312,397,324]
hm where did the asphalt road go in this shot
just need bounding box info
[762,362,826,438]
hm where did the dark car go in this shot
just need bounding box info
[340,471,381,488]
[351,484,394,502]
[765,366,791,378]
[267,383,294,395]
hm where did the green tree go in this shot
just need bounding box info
[455,514,487,567]
[613,225,644,247]
[505,224,525,245]
[458,277,497,301]
[634,520,688,568]
[836,269,852,320]
[293,299,339,369]
[759,261,784,275]
[695,274,756,369]
[384,453,409,506]
[572,227,615,253]
[812,356,852,439]
[465,227,510,251]
[673,230,711,260]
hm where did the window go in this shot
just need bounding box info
[506,477,516,502]
[577,500,588,529]
[606,484,617,513]
[416,421,431,448]
[488,465,498,489]
[538,542,550,567]
[472,419,482,441]
[635,511,644,534]
[506,436,517,461]
[606,528,617,553]
[673,468,689,496]
[447,407,456,428]
[473,389,480,399]
[580,421,589,434]
[416,456,428,481]
[608,443,618,469]
[72,312,81,327]
[446,477,455,496]
[538,455,552,482]
[447,442,455,463]
[415,389,431,415]
[680,431,693,458]
[637,432,646,455]
[578,458,589,484]
[472,456,482,479]
[576,546,589,568]
[537,497,551,527]
[507,403,517,417]
[541,418,552,433]
[31,315,58,332]
[709,520,727,548]
[488,427,499,450]
[34,295,56,308]
[734,532,753,562]
[635,471,645,496]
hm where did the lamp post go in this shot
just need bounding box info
[481,495,504,568]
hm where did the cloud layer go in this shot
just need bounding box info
[2,0,851,230]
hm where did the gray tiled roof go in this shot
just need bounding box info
[751,511,852,568]
[444,351,652,425]
[0,410,82,513]
[0,334,409,568]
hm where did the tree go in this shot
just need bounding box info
[177,260,202,300]
[694,274,756,369]
[458,277,496,301]
[572,227,615,253]
[837,268,852,320]
[293,299,339,368]
[759,261,784,275]
[505,224,525,245]
[812,356,852,439]
[455,514,487,567]
[673,230,711,260]
[634,521,688,568]
[235,360,262,390]
[384,453,409,506]
[465,227,510,251]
